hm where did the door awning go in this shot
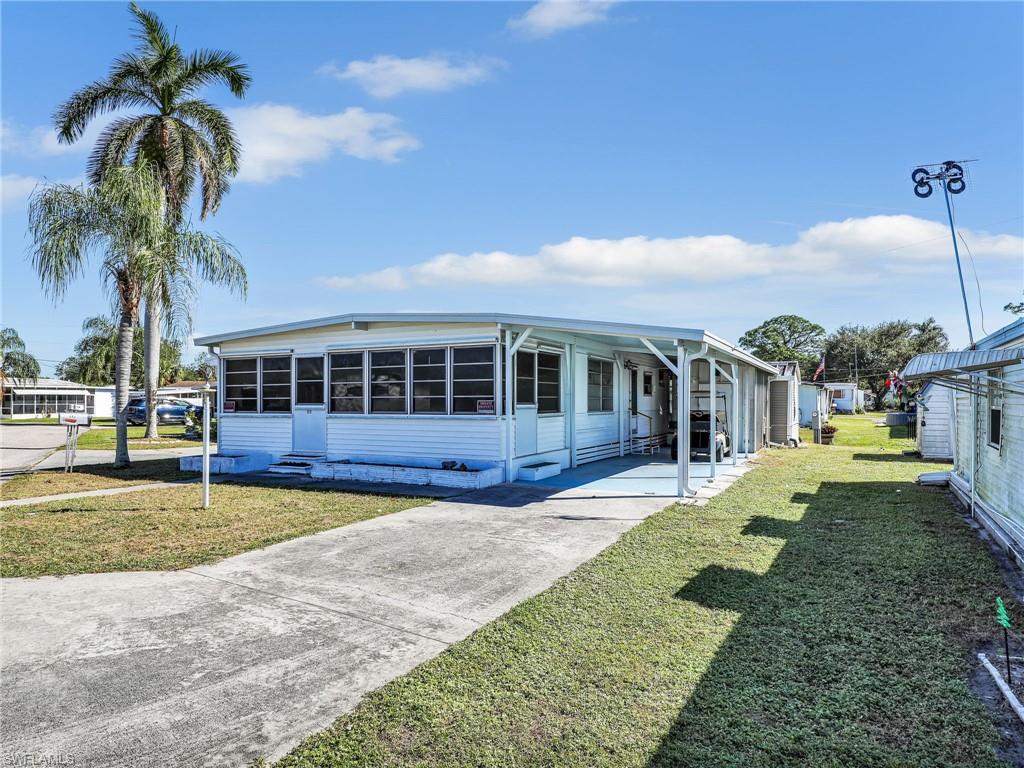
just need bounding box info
[901,348,1024,380]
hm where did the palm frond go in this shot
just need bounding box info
[53,80,155,144]
[87,114,155,186]
[175,99,240,174]
[175,49,251,98]
[128,2,172,55]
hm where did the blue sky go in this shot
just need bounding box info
[3,1,1022,375]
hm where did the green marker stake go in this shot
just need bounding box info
[997,597,1012,684]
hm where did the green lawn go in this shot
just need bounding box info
[0,481,427,577]
[1,457,189,501]
[274,414,1011,767]
[76,423,201,450]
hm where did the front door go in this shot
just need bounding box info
[292,355,326,453]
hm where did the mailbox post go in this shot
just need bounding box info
[201,386,212,508]
[59,412,91,472]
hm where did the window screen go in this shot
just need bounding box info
[412,347,447,413]
[330,352,364,413]
[452,346,495,414]
[371,350,407,413]
[260,356,292,412]
[295,357,324,405]
[516,351,536,406]
[989,369,1002,447]
[587,357,614,413]
[537,352,561,414]
[224,358,258,412]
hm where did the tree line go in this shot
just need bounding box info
[738,314,949,400]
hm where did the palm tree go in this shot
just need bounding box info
[28,162,245,468]
[0,328,41,411]
[54,2,250,437]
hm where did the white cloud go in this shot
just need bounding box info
[1,173,83,213]
[320,55,505,99]
[1,174,41,211]
[230,103,421,183]
[2,117,116,158]
[508,0,618,38]
[318,215,1024,291]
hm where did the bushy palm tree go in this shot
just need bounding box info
[54,2,250,437]
[28,162,245,467]
[55,315,183,388]
[0,328,41,408]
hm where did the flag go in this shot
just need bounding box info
[812,356,825,382]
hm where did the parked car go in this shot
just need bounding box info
[671,410,731,462]
[126,398,201,426]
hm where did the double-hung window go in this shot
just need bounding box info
[261,356,292,412]
[412,348,447,413]
[537,352,561,414]
[370,350,407,413]
[224,358,258,412]
[452,346,495,414]
[329,352,364,413]
[587,357,614,413]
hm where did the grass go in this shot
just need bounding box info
[273,414,1012,768]
[1,417,116,425]
[0,481,427,577]
[76,423,201,450]
[1,457,189,501]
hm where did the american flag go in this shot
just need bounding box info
[812,357,825,382]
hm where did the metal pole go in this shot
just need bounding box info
[202,389,210,509]
[942,179,975,346]
[708,357,717,479]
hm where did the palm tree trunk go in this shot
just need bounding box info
[143,295,161,438]
[114,306,134,468]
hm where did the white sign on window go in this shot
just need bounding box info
[476,399,495,414]
[223,400,236,413]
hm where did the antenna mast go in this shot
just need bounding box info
[910,160,975,346]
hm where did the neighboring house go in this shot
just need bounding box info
[824,382,865,413]
[1,378,93,418]
[768,361,801,445]
[90,380,217,418]
[903,318,1024,561]
[194,313,780,496]
[798,383,831,428]
[913,382,953,460]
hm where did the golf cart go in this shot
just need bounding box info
[670,393,731,462]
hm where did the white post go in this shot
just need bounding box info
[202,388,211,509]
[708,356,717,479]
[504,329,514,483]
[677,345,688,497]
[730,362,739,466]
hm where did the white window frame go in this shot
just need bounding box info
[587,355,615,413]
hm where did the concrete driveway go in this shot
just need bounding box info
[1,484,672,767]
[0,424,67,473]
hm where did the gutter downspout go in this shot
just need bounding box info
[503,329,514,483]
[970,373,977,518]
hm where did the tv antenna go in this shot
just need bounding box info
[910,159,978,345]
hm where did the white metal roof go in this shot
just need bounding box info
[902,348,1024,380]
[194,312,779,374]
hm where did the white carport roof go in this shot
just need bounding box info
[194,312,778,374]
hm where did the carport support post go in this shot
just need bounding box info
[676,345,690,497]
[504,329,514,482]
[708,356,717,480]
[201,387,210,509]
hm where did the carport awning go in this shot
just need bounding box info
[901,348,1024,380]
[11,388,89,396]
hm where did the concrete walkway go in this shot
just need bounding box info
[1,473,749,767]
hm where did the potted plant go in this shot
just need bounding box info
[820,423,838,445]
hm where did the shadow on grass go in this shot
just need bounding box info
[37,457,187,483]
[850,452,929,463]
[648,479,1003,767]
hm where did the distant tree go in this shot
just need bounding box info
[1,328,41,405]
[178,352,216,383]
[824,318,948,401]
[56,315,182,388]
[1005,301,1024,316]
[739,315,826,378]
[54,2,250,440]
